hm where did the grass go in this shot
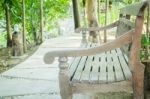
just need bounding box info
[0,32,7,48]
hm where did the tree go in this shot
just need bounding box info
[22,0,26,52]
[25,0,40,45]
[104,0,109,43]
[5,3,11,47]
[0,0,21,47]
[86,0,99,43]
[40,0,43,44]
[0,0,71,49]
[72,0,80,29]
[43,0,70,26]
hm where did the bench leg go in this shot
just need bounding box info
[88,35,98,43]
[88,35,93,42]
[133,63,145,99]
[59,71,73,99]
[58,57,73,99]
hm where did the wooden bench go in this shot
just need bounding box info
[44,1,149,99]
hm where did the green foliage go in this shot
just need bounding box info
[25,0,40,43]
[0,32,7,48]
[43,0,70,37]
[140,33,150,60]
[44,0,70,21]
[10,2,22,25]
[122,0,132,4]
[98,2,120,26]
[0,0,71,48]
[0,0,18,8]
[141,34,149,47]
[0,0,22,31]
[109,0,140,3]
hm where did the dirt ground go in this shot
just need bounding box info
[0,46,38,73]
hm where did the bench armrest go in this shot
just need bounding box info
[75,20,119,33]
[44,29,134,64]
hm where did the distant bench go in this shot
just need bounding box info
[44,1,149,99]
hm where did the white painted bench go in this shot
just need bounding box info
[44,1,149,99]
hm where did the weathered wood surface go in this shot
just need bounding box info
[75,18,134,33]
[59,57,73,99]
[0,93,133,99]
[72,81,132,94]
[75,20,119,33]
[130,6,146,99]
[70,44,132,84]
[69,44,88,81]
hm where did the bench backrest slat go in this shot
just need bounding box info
[116,18,135,56]
[116,18,134,37]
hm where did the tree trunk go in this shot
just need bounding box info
[22,0,27,53]
[72,0,80,29]
[142,61,150,91]
[40,0,43,44]
[12,31,23,56]
[5,4,12,47]
[86,0,99,43]
[104,0,109,43]
[97,0,100,22]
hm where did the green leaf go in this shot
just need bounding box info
[141,34,149,47]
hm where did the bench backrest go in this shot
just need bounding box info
[117,1,148,36]
[115,1,148,56]
[75,1,148,58]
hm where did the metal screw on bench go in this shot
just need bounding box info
[58,57,73,99]
[82,30,87,44]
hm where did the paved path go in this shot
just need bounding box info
[0,34,85,99]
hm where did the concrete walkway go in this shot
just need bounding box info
[0,34,85,99]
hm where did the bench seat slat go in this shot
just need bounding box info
[106,51,116,82]
[89,44,100,83]
[116,48,132,80]
[80,44,95,82]
[71,46,132,84]
[69,57,82,80]
[123,53,129,63]
[69,44,88,80]
[72,56,88,82]
[89,54,100,83]
[79,55,93,82]
[111,50,125,81]
[71,44,90,82]
[98,53,107,83]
